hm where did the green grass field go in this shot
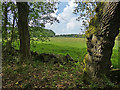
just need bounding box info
[111,39,119,68]
[30,37,87,61]
[30,37,119,69]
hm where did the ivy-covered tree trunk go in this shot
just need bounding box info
[84,2,120,80]
[17,2,31,60]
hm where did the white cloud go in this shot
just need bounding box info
[67,18,79,30]
[58,0,77,21]
[45,0,83,35]
[66,17,83,33]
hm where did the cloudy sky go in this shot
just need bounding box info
[45,0,84,35]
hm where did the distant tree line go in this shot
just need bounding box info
[55,34,85,38]
[30,27,55,38]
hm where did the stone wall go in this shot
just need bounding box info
[84,2,120,79]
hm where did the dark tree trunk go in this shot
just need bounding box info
[17,2,31,60]
[3,4,8,40]
[84,2,120,80]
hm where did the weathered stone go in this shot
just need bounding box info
[33,53,74,64]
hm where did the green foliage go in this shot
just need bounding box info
[55,34,85,38]
[30,27,55,43]
[29,2,59,27]
[74,2,97,30]
[30,27,55,38]
[83,53,89,72]
[2,2,18,42]
[28,2,59,51]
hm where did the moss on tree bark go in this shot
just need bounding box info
[84,2,120,83]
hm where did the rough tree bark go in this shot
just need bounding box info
[17,2,31,60]
[84,2,120,80]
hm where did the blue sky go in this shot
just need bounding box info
[56,2,68,15]
[45,1,84,35]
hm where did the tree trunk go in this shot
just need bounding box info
[84,2,120,80]
[17,2,31,60]
[3,3,8,41]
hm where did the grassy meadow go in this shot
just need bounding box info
[31,37,87,61]
[30,37,119,69]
